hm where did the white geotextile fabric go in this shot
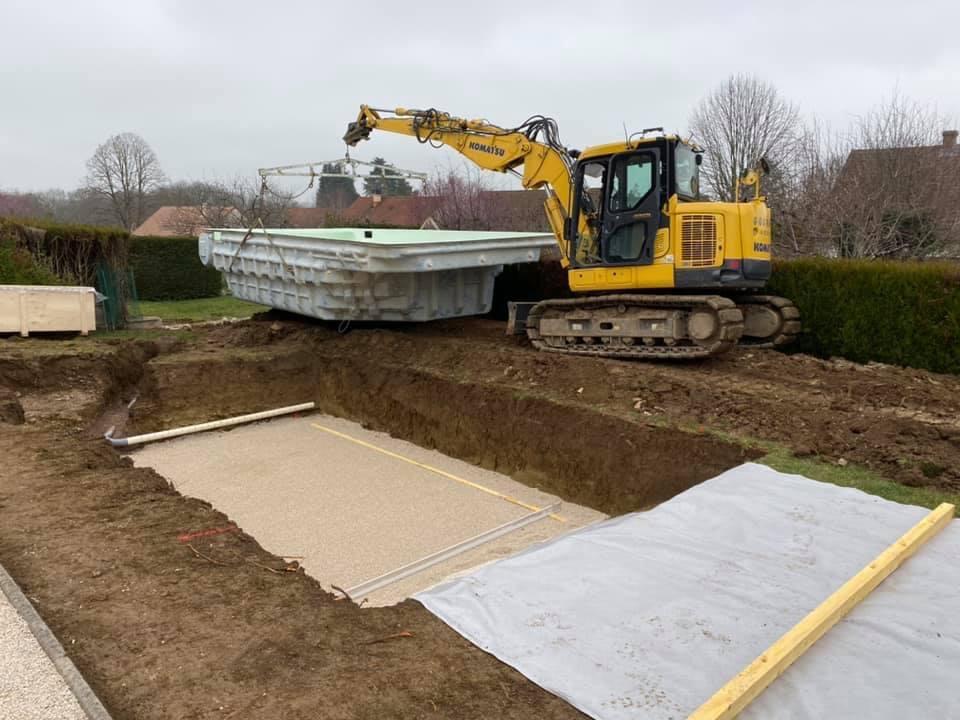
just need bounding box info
[416,463,960,719]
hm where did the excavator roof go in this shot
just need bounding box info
[578,135,682,161]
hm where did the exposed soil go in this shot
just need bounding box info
[137,327,752,515]
[173,313,960,492]
[0,427,583,720]
[2,314,960,719]
[0,387,24,424]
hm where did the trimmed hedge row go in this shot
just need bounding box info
[0,240,62,285]
[129,236,222,301]
[1,217,135,327]
[0,217,128,285]
[2,219,221,302]
[768,258,960,374]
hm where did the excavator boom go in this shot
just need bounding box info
[345,106,580,263]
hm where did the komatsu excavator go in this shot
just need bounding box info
[344,106,799,359]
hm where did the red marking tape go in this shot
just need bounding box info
[177,525,239,543]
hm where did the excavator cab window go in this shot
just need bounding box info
[604,151,658,264]
[572,161,606,263]
[674,143,700,200]
[571,150,660,266]
[609,154,654,211]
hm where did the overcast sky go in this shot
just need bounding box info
[2,0,958,193]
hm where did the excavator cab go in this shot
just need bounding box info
[568,138,697,268]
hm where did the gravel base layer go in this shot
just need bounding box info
[131,413,606,606]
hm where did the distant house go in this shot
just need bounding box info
[284,207,334,228]
[140,191,555,234]
[836,130,960,255]
[133,206,240,237]
[343,194,437,227]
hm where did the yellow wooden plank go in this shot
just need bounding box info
[689,502,955,720]
[309,422,567,522]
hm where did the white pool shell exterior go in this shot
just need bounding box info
[199,228,554,322]
[199,227,555,322]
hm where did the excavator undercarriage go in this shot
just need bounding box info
[735,295,802,348]
[511,294,798,360]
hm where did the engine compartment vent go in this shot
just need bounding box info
[680,214,719,268]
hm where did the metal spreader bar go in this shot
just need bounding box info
[258,157,427,182]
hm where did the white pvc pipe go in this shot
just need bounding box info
[104,402,315,447]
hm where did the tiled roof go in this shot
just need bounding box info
[285,207,334,228]
[340,195,439,227]
[133,206,239,237]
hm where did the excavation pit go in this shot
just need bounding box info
[129,413,605,606]
[7,315,959,718]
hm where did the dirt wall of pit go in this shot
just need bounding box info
[135,340,755,515]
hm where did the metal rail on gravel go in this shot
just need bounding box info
[344,502,562,601]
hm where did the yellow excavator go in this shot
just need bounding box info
[344,106,799,359]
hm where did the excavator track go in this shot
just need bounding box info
[734,295,801,348]
[525,295,744,360]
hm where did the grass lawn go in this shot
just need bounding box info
[687,422,960,510]
[759,447,960,511]
[137,296,269,323]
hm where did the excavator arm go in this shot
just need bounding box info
[344,105,587,265]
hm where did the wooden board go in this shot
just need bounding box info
[689,502,955,720]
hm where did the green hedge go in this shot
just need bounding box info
[0,240,62,284]
[768,258,960,374]
[0,217,129,285]
[129,236,222,301]
[1,217,135,327]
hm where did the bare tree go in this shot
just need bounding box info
[689,75,800,202]
[784,93,958,258]
[832,93,958,258]
[161,176,291,234]
[84,132,165,230]
[775,119,848,257]
[423,165,549,231]
[0,191,42,219]
[0,187,116,226]
[423,166,492,230]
